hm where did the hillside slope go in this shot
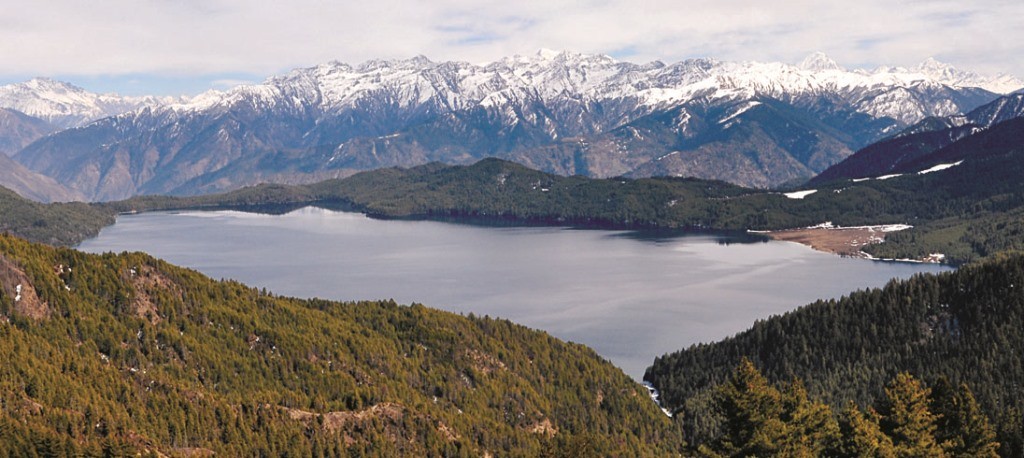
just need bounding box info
[0,186,114,245]
[644,252,1024,454]
[812,93,1024,183]
[0,153,83,203]
[0,108,55,157]
[0,109,80,202]
[0,234,684,456]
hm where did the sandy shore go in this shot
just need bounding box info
[762,226,882,257]
[756,223,938,261]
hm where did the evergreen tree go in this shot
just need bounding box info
[839,402,896,458]
[713,358,786,456]
[778,380,841,456]
[996,408,1023,458]
[647,253,1024,454]
[877,373,946,457]
[930,378,999,458]
[709,359,839,457]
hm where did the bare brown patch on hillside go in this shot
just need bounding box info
[169,447,215,457]
[286,407,318,423]
[528,418,558,437]
[286,402,460,446]
[0,254,49,320]
[18,396,44,415]
[321,402,406,433]
[126,264,180,325]
[437,422,459,442]
[465,348,506,375]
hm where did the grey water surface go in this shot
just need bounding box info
[79,207,951,379]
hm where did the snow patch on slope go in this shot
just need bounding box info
[784,189,817,199]
[917,160,964,175]
[719,101,761,124]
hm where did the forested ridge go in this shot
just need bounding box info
[645,252,1024,456]
[0,186,115,246]
[4,115,1024,265]
[105,116,1024,264]
[0,234,684,457]
[692,360,1000,457]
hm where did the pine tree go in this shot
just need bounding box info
[996,408,1024,458]
[710,359,840,457]
[930,377,999,458]
[878,373,945,457]
[778,380,841,456]
[839,402,895,458]
[714,358,785,456]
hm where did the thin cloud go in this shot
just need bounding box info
[211,79,258,90]
[0,0,1020,94]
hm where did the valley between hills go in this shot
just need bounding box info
[2,50,1024,456]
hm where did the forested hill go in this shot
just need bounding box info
[0,185,115,246]
[644,252,1024,454]
[110,148,1024,264]
[109,158,775,230]
[0,234,684,456]
[4,135,1024,265]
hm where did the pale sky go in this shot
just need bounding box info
[1,0,1021,95]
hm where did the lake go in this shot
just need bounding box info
[78,207,951,378]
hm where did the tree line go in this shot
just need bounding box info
[702,359,999,457]
[646,252,1024,456]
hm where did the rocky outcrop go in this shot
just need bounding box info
[0,254,49,320]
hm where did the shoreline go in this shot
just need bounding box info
[755,223,945,263]
[108,205,949,264]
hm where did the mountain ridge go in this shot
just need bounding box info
[0,78,182,128]
[0,108,82,202]
[9,51,1016,201]
[0,154,82,203]
[3,118,1024,263]
[812,93,1024,183]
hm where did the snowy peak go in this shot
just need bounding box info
[22,77,82,94]
[916,57,956,74]
[165,50,1015,124]
[911,57,1023,94]
[356,55,437,72]
[7,51,1013,137]
[0,78,181,128]
[536,48,562,60]
[798,52,844,72]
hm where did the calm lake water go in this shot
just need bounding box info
[78,207,951,378]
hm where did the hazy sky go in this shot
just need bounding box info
[2,0,1021,95]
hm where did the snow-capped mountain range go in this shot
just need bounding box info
[4,51,1023,201]
[172,50,1019,127]
[0,78,181,128]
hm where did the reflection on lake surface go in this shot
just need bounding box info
[78,207,951,378]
